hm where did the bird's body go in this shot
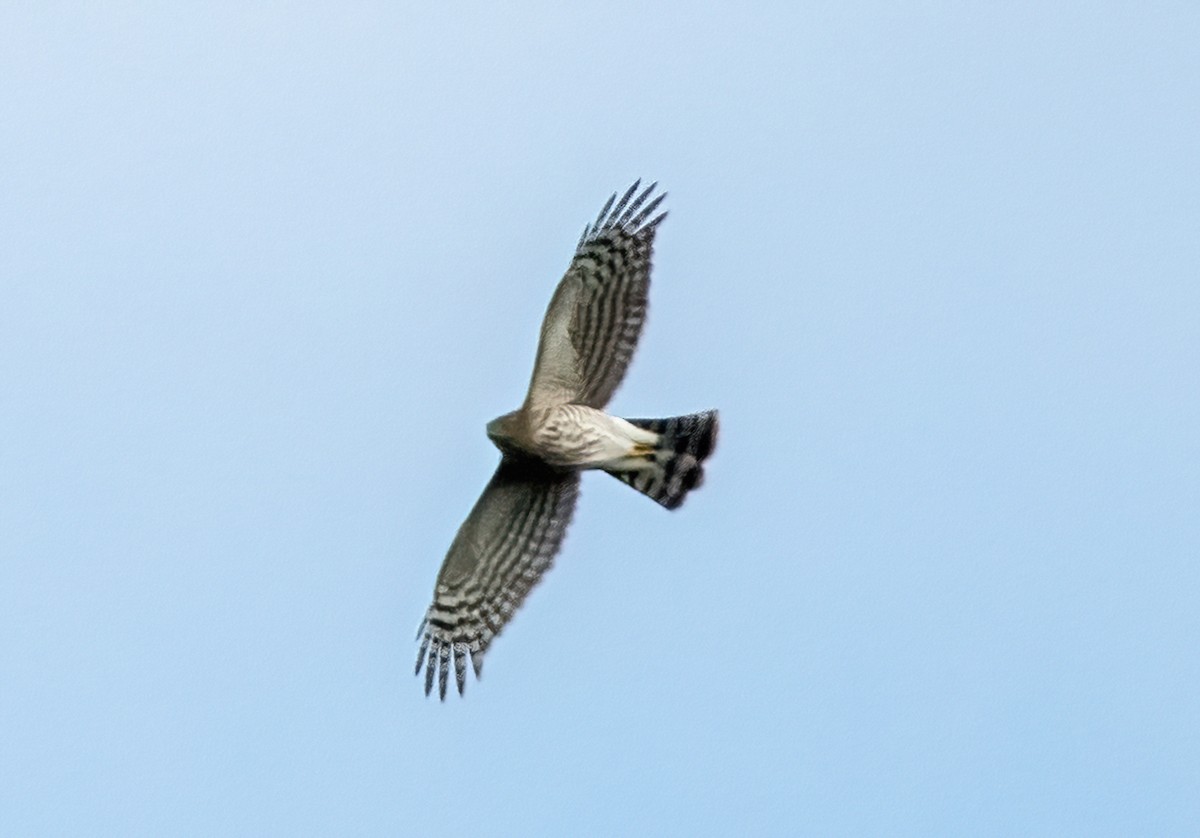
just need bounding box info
[488,405,657,469]
[415,182,718,698]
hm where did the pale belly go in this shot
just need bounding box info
[527,404,657,469]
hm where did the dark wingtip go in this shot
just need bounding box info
[609,180,642,225]
[423,648,436,696]
[630,192,667,230]
[454,644,467,696]
[438,646,451,700]
[581,180,669,244]
[415,636,430,677]
[697,410,719,461]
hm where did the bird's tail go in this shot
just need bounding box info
[606,410,718,510]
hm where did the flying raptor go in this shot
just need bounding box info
[415,181,718,698]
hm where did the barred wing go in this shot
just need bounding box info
[415,458,580,699]
[525,181,667,410]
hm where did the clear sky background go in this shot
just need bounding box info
[2,4,1198,836]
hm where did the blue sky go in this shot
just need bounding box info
[2,3,1198,835]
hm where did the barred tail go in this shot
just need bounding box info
[607,410,719,510]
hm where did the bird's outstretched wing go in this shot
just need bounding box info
[415,457,580,699]
[524,181,667,410]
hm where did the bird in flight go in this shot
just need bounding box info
[415,181,718,698]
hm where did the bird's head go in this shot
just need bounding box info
[485,411,522,454]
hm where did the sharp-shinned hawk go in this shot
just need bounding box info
[415,181,718,698]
